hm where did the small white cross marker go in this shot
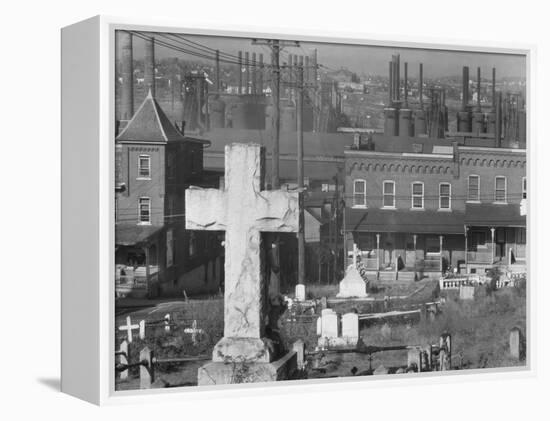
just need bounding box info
[118,316,140,343]
[184,319,204,345]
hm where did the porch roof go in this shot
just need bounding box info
[465,203,526,227]
[115,224,163,246]
[345,208,465,234]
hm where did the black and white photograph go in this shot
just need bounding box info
[112,28,527,390]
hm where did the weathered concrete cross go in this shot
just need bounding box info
[185,143,300,362]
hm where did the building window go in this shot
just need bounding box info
[353,179,366,207]
[467,175,480,202]
[138,155,151,179]
[383,181,395,208]
[411,182,424,209]
[439,183,451,210]
[138,197,151,224]
[495,176,507,203]
[522,177,527,199]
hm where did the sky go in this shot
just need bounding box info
[118,30,526,80]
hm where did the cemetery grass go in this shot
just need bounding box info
[115,298,224,389]
[360,284,527,370]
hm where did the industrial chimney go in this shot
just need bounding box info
[486,68,497,134]
[414,63,427,136]
[120,31,134,121]
[457,66,471,132]
[471,67,485,134]
[398,62,413,136]
[144,36,156,98]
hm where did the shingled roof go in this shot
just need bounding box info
[117,90,209,145]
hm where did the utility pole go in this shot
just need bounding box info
[252,52,257,94]
[238,51,243,94]
[296,57,305,285]
[258,53,264,94]
[245,51,250,94]
[271,41,281,188]
[215,50,220,93]
[312,48,319,132]
[252,38,300,296]
[252,39,299,188]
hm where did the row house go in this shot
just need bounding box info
[115,91,223,297]
[344,135,526,281]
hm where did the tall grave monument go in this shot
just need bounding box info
[185,143,301,384]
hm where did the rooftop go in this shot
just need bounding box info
[117,90,210,145]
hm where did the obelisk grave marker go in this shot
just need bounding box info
[186,143,300,383]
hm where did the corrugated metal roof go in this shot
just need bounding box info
[465,203,526,227]
[115,224,163,246]
[345,208,465,234]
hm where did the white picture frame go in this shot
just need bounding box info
[61,15,534,405]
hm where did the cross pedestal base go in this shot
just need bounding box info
[198,348,298,386]
[211,337,274,363]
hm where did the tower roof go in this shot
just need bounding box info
[116,90,209,145]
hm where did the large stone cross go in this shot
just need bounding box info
[185,143,300,363]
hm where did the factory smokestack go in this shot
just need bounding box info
[487,68,497,134]
[495,91,502,147]
[491,67,497,110]
[388,61,393,105]
[414,63,427,136]
[462,66,469,110]
[120,31,134,121]
[472,67,484,134]
[144,36,156,98]
[399,62,413,136]
[457,66,471,132]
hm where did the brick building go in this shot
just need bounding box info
[344,134,526,281]
[115,91,223,297]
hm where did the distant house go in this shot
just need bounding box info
[115,90,223,298]
[344,134,526,281]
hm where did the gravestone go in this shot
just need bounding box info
[185,143,300,385]
[118,340,128,380]
[381,323,392,340]
[439,333,452,371]
[321,312,339,339]
[337,244,368,298]
[407,347,421,372]
[342,313,359,345]
[373,365,389,375]
[509,327,524,360]
[459,285,475,300]
[295,284,306,302]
